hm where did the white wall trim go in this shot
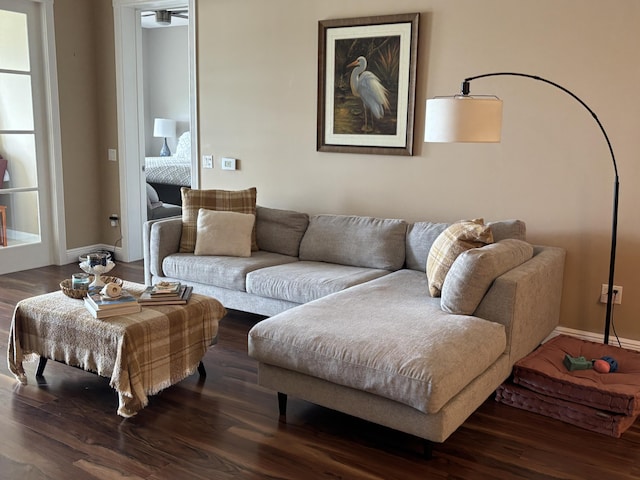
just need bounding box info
[40,0,66,266]
[547,326,640,352]
[113,0,198,262]
[64,244,123,265]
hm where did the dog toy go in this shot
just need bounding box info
[563,354,592,371]
[563,354,618,373]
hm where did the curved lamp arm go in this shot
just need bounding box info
[461,72,620,345]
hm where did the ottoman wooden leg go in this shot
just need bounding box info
[278,392,287,416]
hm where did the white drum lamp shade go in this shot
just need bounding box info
[424,97,503,143]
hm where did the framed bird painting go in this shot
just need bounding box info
[317,13,419,156]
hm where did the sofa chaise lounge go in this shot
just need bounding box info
[143,204,566,453]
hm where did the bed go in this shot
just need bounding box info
[145,131,191,205]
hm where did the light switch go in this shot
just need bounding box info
[108,149,117,162]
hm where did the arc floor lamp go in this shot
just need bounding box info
[424,72,619,345]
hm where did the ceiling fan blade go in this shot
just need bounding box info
[155,10,172,24]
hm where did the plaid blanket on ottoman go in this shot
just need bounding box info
[8,282,226,417]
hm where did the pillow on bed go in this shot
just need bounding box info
[174,131,191,162]
[194,209,255,257]
[179,187,257,253]
[441,239,534,314]
[426,219,493,297]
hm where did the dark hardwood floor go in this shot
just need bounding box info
[1,262,639,479]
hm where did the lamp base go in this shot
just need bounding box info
[159,138,171,157]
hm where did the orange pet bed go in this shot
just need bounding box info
[511,334,640,416]
[496,334,640,436]
[496,381,637,438]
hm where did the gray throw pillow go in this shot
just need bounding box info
[441,239,534,315]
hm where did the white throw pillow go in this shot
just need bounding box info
[194,209,255,257]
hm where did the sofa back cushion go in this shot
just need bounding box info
[405,222,449,271]
[405,219,527,272]
[299,214,407,270]
[256,206,309,257]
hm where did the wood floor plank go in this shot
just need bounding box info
[2,262,640,479]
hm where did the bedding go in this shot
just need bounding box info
[144,131,192,186]
[144,156,191,186]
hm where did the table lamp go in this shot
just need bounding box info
[153,118,176,157]
[424,72,619,345]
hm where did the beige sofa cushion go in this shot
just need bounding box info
[441,239,534,315]
[256,206,309,257]
[248,270,506,415]
[426,219,493,297]
[162,251,298,291]
[246,261,391,304]
[299,214,407,270]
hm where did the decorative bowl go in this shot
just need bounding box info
[60,279,89,299]
[60,276,123,299]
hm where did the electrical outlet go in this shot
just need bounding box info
[109,213,119,227]
[202,155,213,169]
[600,284,623,304]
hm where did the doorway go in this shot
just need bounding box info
[113,0,198,262]
[0,0,65,275]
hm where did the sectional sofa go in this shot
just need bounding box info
[143,205,565,453]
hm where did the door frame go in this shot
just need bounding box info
[113,0,198,262]
[0,0,66,274]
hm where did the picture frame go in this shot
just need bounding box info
[317,13,419,156]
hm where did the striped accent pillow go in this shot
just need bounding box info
[426,219,493,297]
[179,187,257,253]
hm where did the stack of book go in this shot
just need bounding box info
[84,288,141,319]
[138,281,193,306]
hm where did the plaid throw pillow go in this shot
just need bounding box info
[426,219,493,297]
[179,187,257,253]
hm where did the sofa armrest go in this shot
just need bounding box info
[143,217,183,285]
[474,245,566,364]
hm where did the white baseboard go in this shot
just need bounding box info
[547,326,640,352]
[64,244,123,265]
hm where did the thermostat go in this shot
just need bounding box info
[221,157,237,170]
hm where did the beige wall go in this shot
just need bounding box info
[54,0,119,249]
[196,0,640,340]
[54,0,100,248]
[53,0,640,341]
[142,26,190,156]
